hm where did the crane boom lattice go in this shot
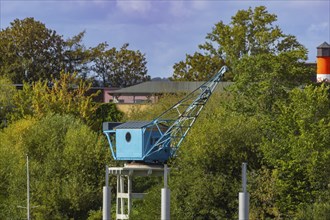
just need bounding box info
[103,66,228,163]
[144,66,228,159]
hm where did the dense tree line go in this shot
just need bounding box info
[0,16,145,219]
[0,18,150,87]
[0,72,123,219]
[128,85,329,219]
[171,6,311,82]
[0,6,329,220]
[0,115,109,219]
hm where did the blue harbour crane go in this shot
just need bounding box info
[103,66,228,164]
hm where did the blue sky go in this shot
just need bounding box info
[1,0,329,78]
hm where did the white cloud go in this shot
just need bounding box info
[116,0,152,14]
[92,0,107,6]
[191,0,210,11]
[168,1,213,19]
[308,22,329,33]
[169,1,192,17]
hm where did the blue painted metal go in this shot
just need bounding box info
[103,121,170,162]
[103,66,228,163]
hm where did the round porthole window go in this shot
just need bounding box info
[125,132,131,142]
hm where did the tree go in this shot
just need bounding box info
[260,84,330,218]
[168,96,263,219]
[63,31,92,79]
[1,17,151,86]
[127,93,264,219]
[0,118,36,220]
[171,6,306,81]
[91,102,124,131]
[0,76,16,128]
[228,51,313,114]
[9,72,99,125]
[0,114,113,219]
[91,43,150,87]
[171,52,225,81]
[125,7,321,219]
[0,18,96,83]
[0,18,65,83]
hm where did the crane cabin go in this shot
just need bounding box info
[103,121,171,163]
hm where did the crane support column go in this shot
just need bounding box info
[239,162,249,220]
[161,164,170,220]
[103,165,112,220]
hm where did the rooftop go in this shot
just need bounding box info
[115,121,152,129]
[108,81,233,94]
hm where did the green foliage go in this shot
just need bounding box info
[171,52,225,81]
[295,190,330,220]
[129,93,264,219]
[0,76,16,128]
[9,72,100,125]
[1,8,328,220]
[111,7,325,219]
[0,17,151,85]
[0,18,65,83]
[87,209,103,220]
[63,31,92,79]
[126,61,326,219]
[124,93,186,121]
[249,166,281,219]
[0,114,112,219]
[6,71,123,131]
[95,103,123,123]
[169,96,263,219]
[91,42,150,87]
[92,102,124,131]
[172,6,306,81]
[129,183,162,220]
[0,118,36,220]
[261,84,330,217]
[229,52,313,114]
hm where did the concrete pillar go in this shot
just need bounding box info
[239,192,249,220]
[161,188,170,220]
[161,164,170,220]
[239,163,249,220]
[103,166,111,220]
[103,186,111,220]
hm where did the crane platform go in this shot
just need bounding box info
[106,163,169,220]
[108,163,165,176]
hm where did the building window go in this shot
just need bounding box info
[135,99,146,104]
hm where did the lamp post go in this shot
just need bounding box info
[239,162,249,220]
[27,155,30,220]
[17,155,30,220]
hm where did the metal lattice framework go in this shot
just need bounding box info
[142,66,228,161]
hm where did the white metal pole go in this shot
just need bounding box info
[128,175,132,214]
[164,164,168,188]
[116,176,119,218]
[242,163,247,193]
[27,155,30,220]
[161,164,170,220]
[120,176,124,216]
[103,165,111,220]
[239,162,249,220]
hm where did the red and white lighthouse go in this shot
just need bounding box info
[317,42,330,82]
